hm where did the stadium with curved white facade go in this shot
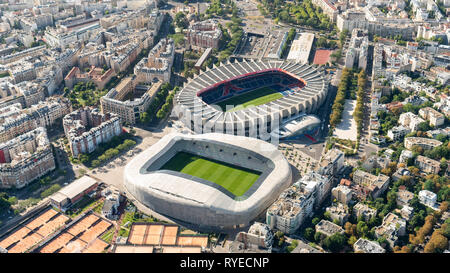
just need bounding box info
[124,133,292,230]
[174,59,328,139]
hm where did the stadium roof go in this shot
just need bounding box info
[124,133,292,229]
[174,59,327,136]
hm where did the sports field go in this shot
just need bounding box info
[160,152,261,197]
[216,86,283,112]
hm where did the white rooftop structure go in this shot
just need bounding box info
[124,133,292,230]
[287,32,314,64]
[270,114,321,140]
[353,238,385,253]
[56,175,98,201]
[419,190,437,208]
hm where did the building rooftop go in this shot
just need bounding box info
[55,175,98,201]
[315,219,344,236]
[353,238,385,253]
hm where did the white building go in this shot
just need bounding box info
[353,238,385,253]
[399,149,413,164]
[387,125,411,142]
[375,212,406,247]
[418,107,445,127]
[399,112,425,131]
[419,190,437,207]
[344,29,369,70]
[287,32,314,64]
[353,202,377,221]
[235,222,274,249]
[331,185,353,205]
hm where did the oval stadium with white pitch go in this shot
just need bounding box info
[123,133,292,230]
[174,59,328,138]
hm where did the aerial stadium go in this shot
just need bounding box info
[174,59,328,139]
[123,133,292,230]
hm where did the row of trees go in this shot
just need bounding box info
[303,208,381,252]
[315,36,337,49]
[353,70,366,138]
[74,134,136,167]
[40,184,62,199]
[0,192,15,215]
[174,12,189,29]
[409,202,449,252]
[378,87,410,105]
[424,209,450,253]
[422,173,450,203]
[90,139,136,168]
[329,68,351,129]
[217,16,243,63]
[377,110,399,136]
[140,82,172,124]
[156,86,180,120]
[280,28,296,58]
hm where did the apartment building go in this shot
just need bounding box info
[418,107,445,127]
[101,77,162,125]
[134,38,174,83]
[326,203,349,225]
[352,170,390,199]
[331,184,353,205]
[63,107,122,157]
[64,66,115,90]
[315,219,344,237]
[353,202,377,222]
[344,28,369,70]
[0,127,55,189]
[399,112,425,131]
[418,190,437,207]
[353,238,385,253]
[375,212,406,247]
[186,19,222,49]
[319,148,345,177]
[311,0,338,22]
[415,155,441,174]
[0,98,71,143]
[266,183,315,235]
[404,137,442,150]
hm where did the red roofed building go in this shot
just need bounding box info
[340,178,352,187]
[386,101,403,112]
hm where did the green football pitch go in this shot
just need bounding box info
[160,152,261,197]
[216,86,283,112]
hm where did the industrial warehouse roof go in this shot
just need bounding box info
[53,175,98,201]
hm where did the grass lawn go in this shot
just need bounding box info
[215,86,283,112]
[100,228,115,244]
[67,196,101,218]
[160,152,261,197]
